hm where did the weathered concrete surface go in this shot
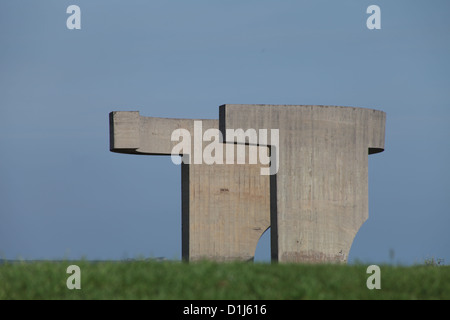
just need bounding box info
[109,104,386,264]
[220,105,386,263]
[109,111,270,261]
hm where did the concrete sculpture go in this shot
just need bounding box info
[109,105,385,263]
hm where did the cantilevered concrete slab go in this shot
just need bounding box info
[110,111,270,261]
[220,104,386,263]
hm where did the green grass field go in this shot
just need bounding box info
[0,260,449,300]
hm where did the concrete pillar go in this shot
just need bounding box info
[219,104,386,263]
[109,111,270,261]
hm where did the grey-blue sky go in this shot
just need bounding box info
[0,1,449,264]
